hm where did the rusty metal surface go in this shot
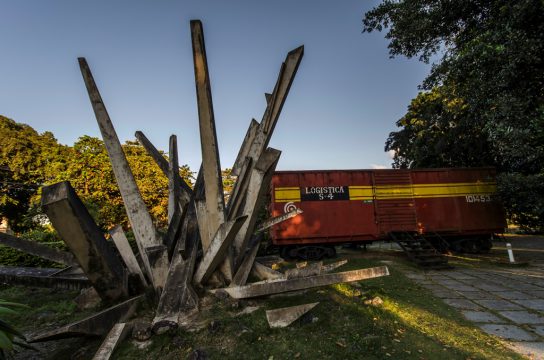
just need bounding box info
[270,168,506,245]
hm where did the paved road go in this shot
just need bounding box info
[405,266,544,359]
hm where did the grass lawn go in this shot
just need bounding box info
[0,257,526,359]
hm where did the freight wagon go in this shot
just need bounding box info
[270,168,506,263]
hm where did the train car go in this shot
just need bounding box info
[270,168,506,259]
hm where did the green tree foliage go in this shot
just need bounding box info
[364,0,544,231]
[0,116,194,233]
[0,116,70,231]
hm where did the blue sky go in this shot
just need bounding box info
[0,0,431,171]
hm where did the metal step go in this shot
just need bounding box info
[389,231,451,269]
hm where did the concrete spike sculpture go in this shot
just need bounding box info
[34,20,388,351]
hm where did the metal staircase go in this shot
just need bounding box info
[390,231,451,269]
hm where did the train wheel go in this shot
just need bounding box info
[280,246,294,260]
[298,246,325,261]
[325,246,336,258]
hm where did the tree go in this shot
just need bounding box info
[0,117,194,232]
[0,116,69,231]
[364,0,544,230]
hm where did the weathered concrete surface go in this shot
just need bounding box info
[194,216,248,285]
[79,58,168,292]
[152,200,200,334]
[164,204,183,260]
[284,262,323,280]
[216,266,389,299]
[190,20,226,252]
[42,181,127,301]
[461,310,505,323]
[168,135,184,222]
[442,298,482,311]
[403,263,544,359]
[498,311,544,324]
[232,148,281,269]
[153,243,198,334]
[478,324,537,341]
[508,342,544,360]
[29,296,142,342]
[473,299,523,311]
[92,322,132,360]
[231,119,259,177]
[260,46,304,136]
[251,262,285,281]
[0,266,89,290]
[231,235,261,286]
[109,225,148,287]
[266,302,319,328]
[134,130,192,203]
[256,208,303,232]
[321,260,348,273]
[0,232,77,267]
[226,157,252,220]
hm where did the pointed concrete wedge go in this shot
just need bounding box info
[230,234,261,287]
[266,302,319,328]
[256,208,303,232]
[231,119,259,177]
[251,262,285,281]
[109,225,148,287]
[190,20,226,251]
[0,232,77,267]
[29,295,142,342]
[134,130,192,203]
[321,260,348,273]
[232,148,281,269]
[92,322,132,360]
[213,266,389,299]
[79,58,168,292]
[261,46,304,136]
[42,181,127,301]
[193,215,248,285]
[168,135,183,222]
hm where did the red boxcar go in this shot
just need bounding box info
[270,168,506,255]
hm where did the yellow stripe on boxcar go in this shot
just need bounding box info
[274,182,497,202]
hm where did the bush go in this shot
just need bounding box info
[0,229,66,268]
[497,172,544,233]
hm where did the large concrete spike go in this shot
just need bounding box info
[191,20,234,281]
[261,46,304,136]
[164,204,184,259]
[0,232,77,267]
[168,135,183,222]
[152,200,200,334]
[232,148,281,269]
[193,215,248,285]
[109,225,148,287]
[231,119,259,176]
[190,20,226,251]
[230,234,261,287]
[266,303,319,328]
[134,130,192,204]
[251,262,285,281]
[213,266,389,299]
[92,322,132,360]
[284,261,323,279]
[29,295,142,342]
[231,46,304,178]
[78,58,168,292]
[226,157,253,220]
[256,208,303,232]
[41,181,127,301]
